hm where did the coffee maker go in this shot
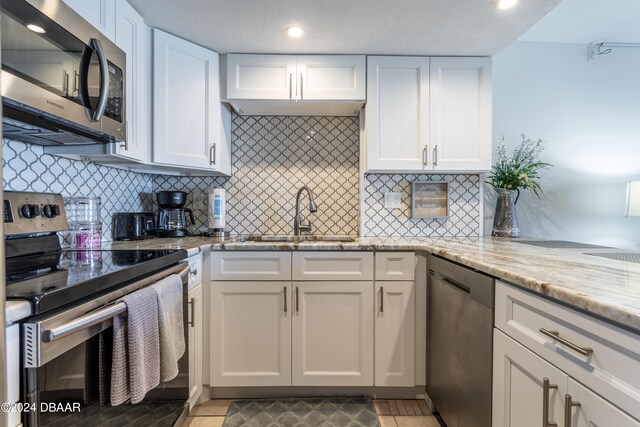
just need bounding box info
[156,191,195,237]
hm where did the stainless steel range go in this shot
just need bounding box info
[4,191,190,427]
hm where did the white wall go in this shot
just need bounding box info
[488,41,640,249]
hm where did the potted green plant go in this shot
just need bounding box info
[487,134,550,237]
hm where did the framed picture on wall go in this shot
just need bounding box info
[411,181,449,219]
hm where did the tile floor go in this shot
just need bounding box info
[183,399,443,426]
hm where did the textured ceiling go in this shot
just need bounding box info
[520,0,640,44]
[129,0,561,55]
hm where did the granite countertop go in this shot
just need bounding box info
[106,236,640,333]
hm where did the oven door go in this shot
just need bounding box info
[21,264,190,427]
[0,0,126,143]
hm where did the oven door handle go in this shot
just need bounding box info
[43,265,190,343]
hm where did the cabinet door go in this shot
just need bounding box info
[366,56,430,171]
[62,0,115,41]
[114,0,148,162]
[493,329,568,427]
[188,283,203,408]
[566,379,640,427]
[211,282,291,386]
[226,54,297,100]
[375,281,414,387]
[297,55,365,101]
[430,57,492,171]
[153,29,220,170]
[292,281,374,386]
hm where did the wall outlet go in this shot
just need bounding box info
[384,191,401,209]
[193,193,206,211]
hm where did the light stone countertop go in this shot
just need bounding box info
[5,300,32,325]
[106,236,640,333]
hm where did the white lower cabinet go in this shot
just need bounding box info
[493,283,640,427]
[188,282,203,408]
[493,329,568,427]
[292,281,374,386]
[211,282,292,386]
[493,329,640,427]
[5,324,21,427]
[374,281,414,387]
[567,378,639,427]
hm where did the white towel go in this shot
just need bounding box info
[111,286,161,405]
[150,274,185,382]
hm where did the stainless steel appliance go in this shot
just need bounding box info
[113,212,156,241]
[427,255,495,427]
[156,191,195,238]
[1,0,126,145]
[4,191,190,427]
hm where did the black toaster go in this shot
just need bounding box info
[112,212,156,241]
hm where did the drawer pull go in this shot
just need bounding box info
[543,378,558,427]
[188,297,196,327]
[564,394,581,427]
[539,328,594,356]
[284,286,288,313]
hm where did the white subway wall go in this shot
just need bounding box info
[488,41,640,249]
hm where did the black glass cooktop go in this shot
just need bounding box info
[6,249,187,315]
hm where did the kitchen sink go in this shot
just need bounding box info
[242,235,356,243]
[515,240,612,249]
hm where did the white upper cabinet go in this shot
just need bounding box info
[226,54,297,100]
[153,29,231,175]
[113,0,148,162]
[430,57,492,171]
[223,54,365,116]
[296,55,365,101]
[366,56,431,171]
[62,0,116,40]
[365,56,492,172]
[226,54,365,101]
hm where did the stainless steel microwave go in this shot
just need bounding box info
[1,0,126,145]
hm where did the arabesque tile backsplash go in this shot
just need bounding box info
[2,114,481,239]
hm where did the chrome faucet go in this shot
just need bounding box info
[294,185,318,236]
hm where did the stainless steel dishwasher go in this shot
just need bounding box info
[427,255,495,427]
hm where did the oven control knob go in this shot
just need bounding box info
[20,204,39,219]
[42,204,59,218]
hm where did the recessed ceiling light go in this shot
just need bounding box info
[287,27,304,38]
[497,0,517,9]
[26,24,46,33]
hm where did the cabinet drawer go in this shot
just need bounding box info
[187,253,203,290]
[211,251,292,281]
[375,252,415,280]
[496,281,640,421]
[292,252,373,281]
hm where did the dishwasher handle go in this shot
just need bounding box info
[431,273,471,294]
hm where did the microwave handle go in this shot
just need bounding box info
[91,38,109,121]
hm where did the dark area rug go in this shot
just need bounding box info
[222,396,381,427]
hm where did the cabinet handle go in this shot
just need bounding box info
[295,286,299,312]
[300,73,304,99]
[188,297,196,327]
[289,73,293,99]
[543,378,558,427]
[284,286,288,313]
[209,143,216,165]
[564,394,581,427]
[539,329,593,357]
[379,287,384,313]
[422,146,428,166]
[120,120,129,150]
[190,269,198,276]
[63,70,69,96]
[433,145,438,166]
[74,71,79,95]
